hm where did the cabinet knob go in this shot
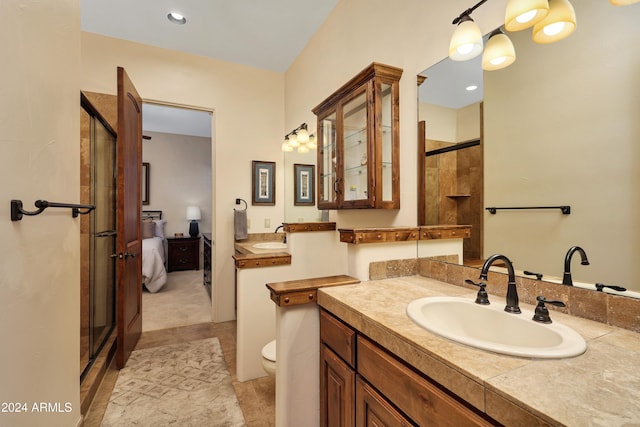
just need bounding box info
[377,234,382,239]
[308,293,314,300]
[284,297,290,304]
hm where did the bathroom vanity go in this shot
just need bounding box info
[318,276,640,426]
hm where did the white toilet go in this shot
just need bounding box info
[261,340,277,376]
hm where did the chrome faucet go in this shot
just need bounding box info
[562,246,589,286]
[480,254,521,314]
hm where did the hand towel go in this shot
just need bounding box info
[234,209,248,240]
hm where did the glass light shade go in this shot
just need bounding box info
[482,32,516,71]
[186,206,201,221]
[297,144,310,154]
[307,134,317,150]
[449,17,483,61]
[297,127,309,143]
[532,0,576,44]
[281,141,293,152]
[505,0,549,31]
[288,132,299,147]
[610,0,640,4]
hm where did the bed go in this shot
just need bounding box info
[142,210,168,293]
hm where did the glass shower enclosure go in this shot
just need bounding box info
[80,96,117,379]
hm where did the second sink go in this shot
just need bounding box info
[406,296,586,359]
[252,242,287,250]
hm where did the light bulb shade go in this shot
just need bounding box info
[449,16,483,61]
[307,134,317,150]
[186,206,201,221]
[482,32,516,71]
[297,127,309,143]
[297,144,310,153]
[532,0,576,44]
[505,0,549,31]
[288,132,300,147]
[610,0,640,4]
[281,141,293,152]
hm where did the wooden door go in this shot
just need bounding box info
[115,67,143,369]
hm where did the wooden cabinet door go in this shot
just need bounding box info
[320,345,355,427]
[356,376,415,427]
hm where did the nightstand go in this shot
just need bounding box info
[167,236,200,272]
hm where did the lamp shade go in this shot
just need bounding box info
[482,31,516,71]
[610,0,640,4]
[449,16,483,61]
[186,206,201,221]
[505,0,549,31]
[532,0,576,44]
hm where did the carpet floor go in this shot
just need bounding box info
[101,337,246,426]
[142,270,212,331]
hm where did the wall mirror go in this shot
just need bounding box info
[418,1,639,294]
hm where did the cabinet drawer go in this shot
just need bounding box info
[320,310,356,368]
[357,336,495,427]
[421,228,470,240]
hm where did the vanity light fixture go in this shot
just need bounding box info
[532,0,577,44]
[167,12,187,25]
[282,123,316,152]
[505,0,549,31]
[482,29,516,71]
[610,0,640,4]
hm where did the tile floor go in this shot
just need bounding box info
[84,309,275,426]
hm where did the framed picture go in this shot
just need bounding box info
[142,162,150,205]
[294,163,315,206]
[252,161,276,205]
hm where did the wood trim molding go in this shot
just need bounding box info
[419,225,471,240]
[338,227,419,244]
[266,275,360,307]
[233,253,291,269]
[282,222,336,233]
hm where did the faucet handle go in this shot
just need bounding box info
[465,279,490,305]
[532,296,566,324]
[523,270,543,280]
[595,283,627,292]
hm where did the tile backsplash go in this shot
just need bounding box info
[369,256,640,333]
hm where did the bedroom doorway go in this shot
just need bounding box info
[141,101,214,331]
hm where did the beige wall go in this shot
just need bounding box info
[0,1,82,426]
[80,32,286,321]
[142,131,212,239]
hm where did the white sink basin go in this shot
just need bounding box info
[406,296,586,359]
[252,242,287,250]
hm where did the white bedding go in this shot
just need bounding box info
[142,237,167,293]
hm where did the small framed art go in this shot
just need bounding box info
[252,160,276,205]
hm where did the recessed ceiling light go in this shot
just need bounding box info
[167,12,187,25]
[466,85,478,91]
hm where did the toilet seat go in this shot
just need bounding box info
[261,340,276,362]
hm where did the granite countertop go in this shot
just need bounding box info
[317,276,640,426]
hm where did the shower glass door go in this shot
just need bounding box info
[80,98,116,379]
